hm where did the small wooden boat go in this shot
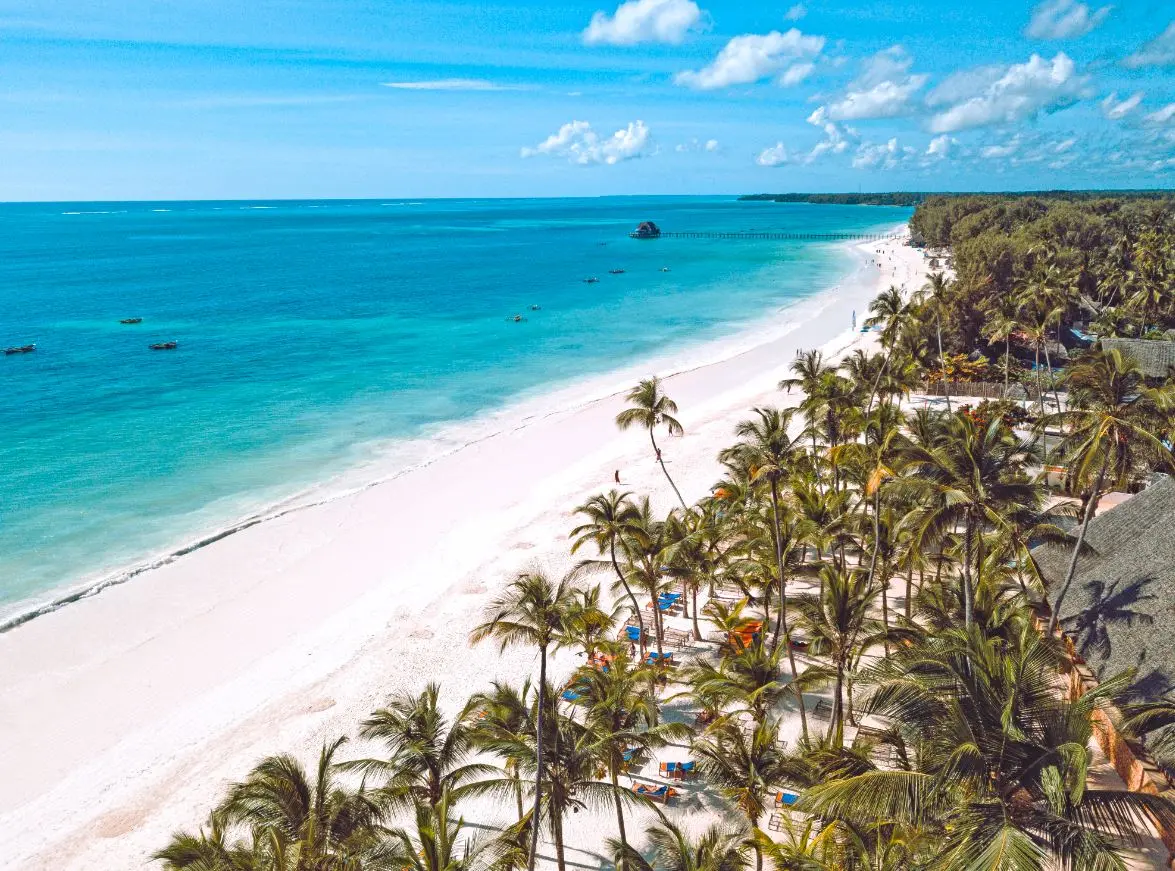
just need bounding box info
[608,269,625,274]
[529,304,541,311]
[583,277,600,284]
[120,317,143,324]
[660,267,671,272]
[149,341,178,350]
[4,344,35,355]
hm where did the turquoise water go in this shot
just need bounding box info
[0,197,910,619]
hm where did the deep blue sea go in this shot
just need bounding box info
[0,197,910,620]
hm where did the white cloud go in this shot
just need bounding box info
[584,0,704,46]
[981,135,1023,158]
[521,120,652,165]
[852,137,916,169]
[675,29,825,89]
[804,105,854,161]
[757,143,790,166]
[674,137,720,153]
[926,52,1088,133]
[1144,103,1175,125]
[382,79,521,91]
[1053,136,1077,152]
[779,62,815,85]
[925,134,955,158]
[1100,91,1142,119]
[784,3,807,20]
[1025,0,1111,39]
[828,46,927,120]
[1124,21,1175,68]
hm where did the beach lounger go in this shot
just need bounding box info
[775,790,801,808]
[664,628,693,647]
[767,812,785,832]
[644,651,675,666]
[659,760,696,781]
[810,700,833,721]
[631,782,678,804]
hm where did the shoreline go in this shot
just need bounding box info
[0,238,867,634]
[0,226,924,870]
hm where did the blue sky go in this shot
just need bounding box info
[0,0,1172,200]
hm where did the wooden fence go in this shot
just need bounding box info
[918,381,1050,401]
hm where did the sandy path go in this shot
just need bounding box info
[0,230,927,870]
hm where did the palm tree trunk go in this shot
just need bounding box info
[962,516,974,630]
[552,805,567,871]
[937,318,951,413]
[690,586,702,641]
[513,763,525,822]
[905,562,914,620]
[610,763,628,871]
[768,482,809,741]
[1034,344,1044,416]
[529,648,548,871]
[650,430,687,510]
[1042,343,1063,417]
[1048,460,1108,635]
[611,540,646,657]
[1004,334,1011,400]
[831,659,845,748]
[866,342,893,413]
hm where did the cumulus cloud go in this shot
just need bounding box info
[1144,103,1175,125]
[1124,21,1175,68]
[804,105,855,161]
[675,28,825,89]
[784,3,807,20]
[926,52,1089,133]
[756,143,790,166]
[779,62,815,85]
[925,134,955,159]
[1025,0,1111,39]
[852,137,916,169]
[521,120,652,165]
[584,0,704,46]
[382,79,521,91]
[1101,91,1142,119]
[828,46,928,120]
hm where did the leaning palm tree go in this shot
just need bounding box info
[570,490,647,654]
[388,788,488,871]
[341,683,496,811]
[470,571,579,871]
[1043,347,1175,634]
[616,377,688,508]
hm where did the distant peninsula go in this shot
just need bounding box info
[739,190,1174,207]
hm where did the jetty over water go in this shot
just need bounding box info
[629,229,903,241]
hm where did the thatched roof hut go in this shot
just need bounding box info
[1100,338,1175,380]
[1033,474,1175,695]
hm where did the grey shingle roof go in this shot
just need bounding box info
[1100,338,1175,380]
[1034,474,1175,696]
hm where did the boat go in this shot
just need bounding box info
[4,344,35,355]
[660,267,671,272]
[506,315,526,323]
[583,277,600,284]
[608,269,625,275]
[120,317,143,324]
[529,304,541,311]
[149,341,178,350]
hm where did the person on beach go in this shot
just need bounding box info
[655,448,662,463]
[614,469,621,484]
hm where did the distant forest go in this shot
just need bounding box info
[739,190,1173,207]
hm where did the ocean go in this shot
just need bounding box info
[0,196,910,623]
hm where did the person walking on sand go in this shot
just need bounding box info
[655,448,662,463]
[614,469,621,484]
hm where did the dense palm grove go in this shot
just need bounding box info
[160,213,1175,870]
[908,195,1175,353]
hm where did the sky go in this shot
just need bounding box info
[0,0,1172,200]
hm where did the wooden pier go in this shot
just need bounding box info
[628,230,902,241]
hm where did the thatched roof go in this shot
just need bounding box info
[1100,338,1175,380]
[1033,474,1175,696]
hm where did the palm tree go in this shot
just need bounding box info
[863,284,910,411]
[809,623,1175,869]
[1044,347,1175,634]
[219,738,389,869]
[471,571,579,871]
[387,788,489,871]
[683,636,793,729]
[609,821,749,871]
[570,490,647,654]
[793,565,888,747]
[570,653,687,866]
[341,684,495,812]
[694,718,790,871]
[466,680,537,823]
[155,811,266,871]
[899,413,1038,630]
[918,272,954,412]
[616,377,688,509]
[720,407,809,734]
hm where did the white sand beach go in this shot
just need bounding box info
[0,230,928,870]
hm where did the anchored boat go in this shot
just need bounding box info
[4,344,35,355]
